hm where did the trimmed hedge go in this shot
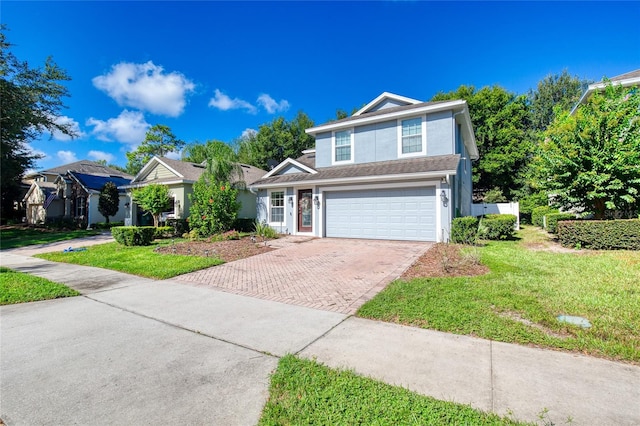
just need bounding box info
[545,213,575,234]
[450,216,480,244]
[557,219,640,250]
[480,214,517,240]
[154,226,174,239]
[93,221,124,230]
[111,226,156,246]
[532,206,558,228]
[166,218,189,236]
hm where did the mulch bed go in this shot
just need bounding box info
[401,243,489,279]
[154,237,274,262]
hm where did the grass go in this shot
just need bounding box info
[0,266,79,305]
[259,355,531,425]
[0,227,99,250]
[35,240,223,279]
[358,226,640,363]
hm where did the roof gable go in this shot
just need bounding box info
[353,92,422,116]
[34,159,133,179]
[263,158,317,179]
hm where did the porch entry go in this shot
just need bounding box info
[297,189,313,232]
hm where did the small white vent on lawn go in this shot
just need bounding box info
[557,315,592,328]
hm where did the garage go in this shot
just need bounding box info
[324,187,436,241]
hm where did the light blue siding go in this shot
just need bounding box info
[454,123,473,217]
[426,111,454,156]
[279,164,309,175]
[315,132,332,168]
[353,120,396,163]
[324,187,436,241]
[369,99,410,112]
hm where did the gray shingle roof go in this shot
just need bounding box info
[141,157,267,186]
[251,154,460,187]
[295,152,316,168]
[37,160,133,179]
[609,69,640,82]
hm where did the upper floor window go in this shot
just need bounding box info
[270,191,284,223]
[333,130,353,164]
[401,117,424,155]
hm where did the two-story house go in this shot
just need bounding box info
[250,92,478,242]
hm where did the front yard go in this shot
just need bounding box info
[0,267,79,305]
[358,226,640,364]
[0,225,99,250]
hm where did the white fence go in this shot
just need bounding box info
[471,202,520,230]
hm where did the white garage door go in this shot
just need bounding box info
[324,187,436,241]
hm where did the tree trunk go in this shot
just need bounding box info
[153,214,160,227]
[594,199,606,220]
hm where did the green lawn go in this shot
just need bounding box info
[259,355,531,425]
[358,227,640,363]
[35,241,223,279]
[0,267,79,305]
[0,227,100,250]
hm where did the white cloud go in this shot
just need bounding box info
[241,128,257,139]
[257,94,290,114]
[86,110,150,146]
[88,150,115,163]
[208,89,257,114]
[50,115,86,141]
[57,150,78,164]
[165,151,181,160]
[92,61,195,117]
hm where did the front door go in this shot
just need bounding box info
[297,189,313,232]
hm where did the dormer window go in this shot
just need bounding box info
[398,117,426,157]
[332,130,353,164]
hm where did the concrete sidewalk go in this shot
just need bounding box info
[2,249,639,425]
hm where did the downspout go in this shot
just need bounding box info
[86,196,91,230]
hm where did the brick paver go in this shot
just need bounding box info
[174,237,432,314]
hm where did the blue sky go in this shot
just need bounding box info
[4,1,639,172]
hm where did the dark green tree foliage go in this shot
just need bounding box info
[95,159,128,174]
[431,85,533,199]
[188,180,240,237]
[132,184,171,227]
[0,26,75,218]
[183,140,244,187]
[532,82,640,219]
[237,111,315,170]
[98,182,120,224]
[528,69,590,132]
[126,124,184,175]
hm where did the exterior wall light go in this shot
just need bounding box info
[124,202,130,208]
[440,190,448,207]
[288,196,294,206]
[314,196,320,208]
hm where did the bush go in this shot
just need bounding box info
[210,230,241,241]
[188,180,240,237]
[518,192,549,225]
[154,226,174,239]
[532,206,558,228]
[480,214,517,240]
[93,221,124,230]
[545,213,575,234]
[44,216,77,230]
[233,218,255,233]
[254,220,279,240]
[166,218,189,236]
[557,219,640,250]
[450,216,480,244]
[111,226,156,246]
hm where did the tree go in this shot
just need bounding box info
[0,25,76,219]
[432,85,533,199]
[237,111,315,170]
[95,159,129,174]
[98,182,120,224]
[126,124,184,175]
[528,69,590,132]
[531,81,640,219]
[132,184,171,227]
[183,140,243,186]
[188,179,239,237]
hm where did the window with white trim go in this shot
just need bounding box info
[401,117,423,154]
[270,191,284,223]
[333,130,352,163]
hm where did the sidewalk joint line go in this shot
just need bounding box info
[294,314,352,356]
[84,295,280,360]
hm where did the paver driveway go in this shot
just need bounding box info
[175,237,432,314]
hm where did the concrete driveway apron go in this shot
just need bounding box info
[175,237,432,314]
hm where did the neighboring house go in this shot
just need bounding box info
[22,160,133,226]
[571,69,640,114]
[120,156,266,226]
[250,92,479,242]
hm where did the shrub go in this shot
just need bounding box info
[254,220,279,240]
[557,219,640,250]
[532,206,558,228]
[233,218,255,233]
[154,226,174,239]
[210,229,241,241]
[450,216,480,244]
[188,180,240,237]
[93,221,124,230]
[166,218,189,236]
[518,192,549,225]
[480,214,517,240]
[111,226,156,246]
[545,213,575,234]
[45,216,78,230]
